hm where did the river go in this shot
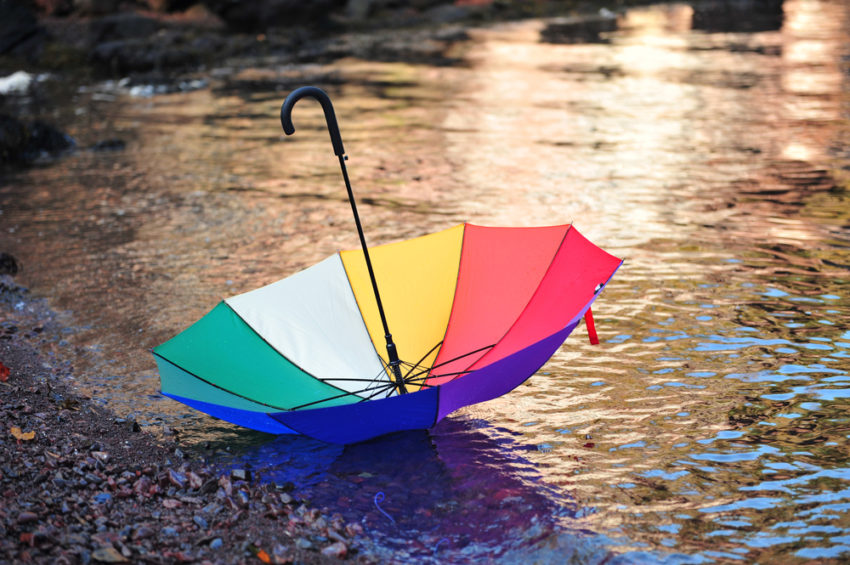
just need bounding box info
[2,0,849,562]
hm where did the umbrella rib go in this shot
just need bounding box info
[402,343,497,383]
[356,381,399,403]
[429,343,496,371]
[290,379,396,411]
[153,352,292,412]
[402,340,444,379]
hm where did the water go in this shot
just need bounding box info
[2,0,850,561]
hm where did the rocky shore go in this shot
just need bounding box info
[0,276,366,564]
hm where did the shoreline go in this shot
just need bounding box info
[0,280,368,564]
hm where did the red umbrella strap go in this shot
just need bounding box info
[584,307,599,345]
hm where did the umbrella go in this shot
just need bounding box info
[153,86,622,445]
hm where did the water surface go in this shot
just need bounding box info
[2,1,850,562]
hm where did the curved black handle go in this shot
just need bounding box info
[280,86,345,157]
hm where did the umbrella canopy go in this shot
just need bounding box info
[152,87,622,444]
[154,223,620,444]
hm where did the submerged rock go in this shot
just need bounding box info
[0,253,19,276]
[0,115,75,166]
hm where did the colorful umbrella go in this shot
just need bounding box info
[153,87,622,444]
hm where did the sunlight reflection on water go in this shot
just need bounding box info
[2,0,850,562]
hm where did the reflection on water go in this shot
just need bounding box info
[2,0,850,561]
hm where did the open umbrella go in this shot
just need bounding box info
[153,86,622,445]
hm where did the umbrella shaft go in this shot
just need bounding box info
[338,155,408,394]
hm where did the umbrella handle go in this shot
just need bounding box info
[280,86,346,157]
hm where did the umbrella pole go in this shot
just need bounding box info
[280,86,407,394]
[337,155,408,394]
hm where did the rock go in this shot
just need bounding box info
[0,71,35,96]
[89,13,160,43]
[209,537,222,549]
[204,0,339,31]
[0,0,43,56]
[186,471,203,490]
[272,543,289,562]
[132,525,155,540]
[192,514,208,529]
[89,139,125,152]
[17,511,38,524]
[168,468,187,489]
[132,476,153,496]
[0,253,19,276]
[73,0,121,16]
[322,541,347,558]
[0,115,75,165]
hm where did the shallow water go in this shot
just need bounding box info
[2,0,850,562]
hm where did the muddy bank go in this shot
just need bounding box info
[0,276,369,564]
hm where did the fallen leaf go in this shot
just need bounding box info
[247,544,271,564]
[91,546,128,563]
[10,427,35,441]
[19,532,34,547]
[0,361,9,382]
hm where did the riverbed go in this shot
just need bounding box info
[2,1,850,562]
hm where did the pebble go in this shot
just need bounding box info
[0,275,364,562]
[17,511,38,524]
[322,541,348,558]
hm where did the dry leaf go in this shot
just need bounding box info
[247,545,271,564]
[10,427,36,441]
[91,546,128,563]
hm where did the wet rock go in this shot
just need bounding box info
[540,15,618,45]
[0,253,19,276]
[132,525,154,540]
[168,468,187,489]
[322,541,347,558]
[0,0,43,56]
[272,542,289,562]
[89,139,125,152]
[0,71,36,96]
[89,12,159,43]
[205,0,339,32]
[132,476,153,496]
[17,511,38,524]
[186,471,203,490]
[0,115,75,165]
